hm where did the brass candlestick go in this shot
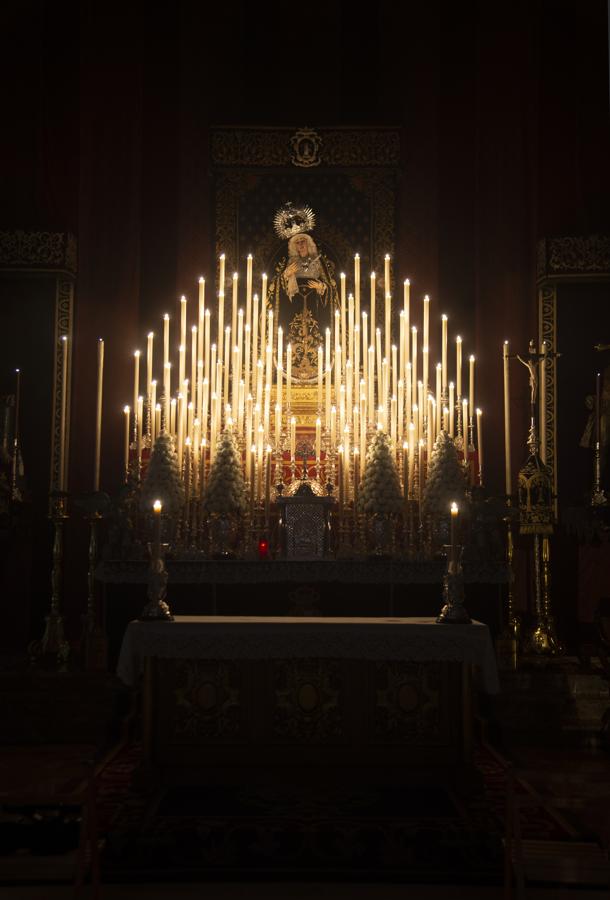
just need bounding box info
[437,548,471,625]
[30,493,70,666]
[80,508,107,670]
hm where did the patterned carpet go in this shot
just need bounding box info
[96,743,573,884]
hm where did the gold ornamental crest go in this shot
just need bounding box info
[290,128,322,168]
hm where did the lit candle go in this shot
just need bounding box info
[94,338,104,492]
[151,380,157,445]
[330,405,336,447]
[164,362,171,430]
[441,314,448,393]
[469,355,475,428]
[246,254,253,336]
[340,272,347,364]
[147,331,154,402]
[137,396,144,463]
[476,408,484,486]
[450,502,458,568]
[204,309,211,385]
[403,279,410,368]
[261,279,267,350]
[153,500,162,557]
[133,350,140,431]
[411,326,418,408]
[315,417,321,461]
[163,313,169,370]
[325,364,331,429]
[286,343,292,411]
[385,292,391,364]
[274,402,281,448]
[180,295,187,377]
[384,253,390,299]
[231,272,238,350]
[123,405,130,478]
[252,293,259,371]
[354,254,361,324]
[456,335,462,397]
[362,312,368,383]
[423,295,430,394]
[317,345,323,412]
[503,341,512,497]
[436,362,442,436]
[178,344,186,399]
[448,381,455,437]
[191,326,197,404]
[155,403,161,439]
[198,277,205,364]
[370,271,376,334]
[277,326,283,369]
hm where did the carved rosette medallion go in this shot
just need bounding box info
[162,659,242,741]
[372,661,442,743]
[273,658,343,741]
[290,128,322,168]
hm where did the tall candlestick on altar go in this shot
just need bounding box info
[348,292,355,367]
[191,326,197,404]
[246,254,253,335]
[403,280,410,368]
[198,277,205,364]
[469,355,475,438]
[448,382,455,436]
[315,417,321,462]
[384,254,390,301]
[252,294,259,369]
[317,346,323,411]
[163,313,169,371]
[411,327,418,408]
[178,345,186,399]
[436,363,442,435]
[354,254,361,325]
[286,343,292,410]
[217,282,225,367]
[456,335,462,397]
[441,315,448,393]
[277,326,283,369]
[450,502,458,568]
[180,294,187,365]
[244,323,251,400]
[151,380,157,444]
[204,310,211,384]
[361,313,368,382]
[231,273,238,349]
[137,396,144,462]
[290,416,296,461]
[94,338,104,491]
[123,406,130,479]
[260,279,267,351]
[133,351,140,434]
[385,293,391,364]
[423,295,430,390]
[503,341,512,496]
[370,271,376,334]
[147,332,154,402]
[476,408,484,486]
[340,273,347,365]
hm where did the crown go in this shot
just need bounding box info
[273,202,316,241]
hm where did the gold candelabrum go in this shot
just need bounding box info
[114,249,485,561]
[514,340,564,656]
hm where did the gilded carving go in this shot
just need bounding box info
[162,659,242,741]
[0,229,77,272]
[273,658,343,741]
[372,661,441,743]
[211,128,400,168]
[539,284,558,501]
[537,235,610,280]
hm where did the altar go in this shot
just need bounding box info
[118,616,499,788]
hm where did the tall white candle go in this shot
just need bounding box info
[469,355,475,424]
[231,272,238,351]
[198,277,205,364]
[94,338,104,491]
[147,332,154,401]
[123,405,130,478]
[503,341,512,496]
[403,279,410,368]
[456,335,462,397]
[476,408,484,485]
[411,326,418,409]
[354,254,361,325]
[441,314,448,393]
[133,350,140,431]
[370,271,376,334]
[449,381,455,437]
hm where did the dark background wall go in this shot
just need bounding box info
[1,0,609,634]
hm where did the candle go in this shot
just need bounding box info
[151,380,157,444]
[180,294,187,371]
[155,403,161,439]
[191,326,197,404]
[423,295,430,394]
[539,340,547,464]
[317,345,323,412]
[123,406,130,478]
[261,278,267,350]
[450,502,458,568]
[449,381,455,437]
[290,415,296,461]
[147,332,154,401]
[441,314,448,393]
[476,408,484,486]
[436,362,442,435]
[178,344,186,399]
[204,309,211,385]
[456,335,462,397]
[384,253,390,299]
[354,254,361,324]
[325,364,331,429]
[265,444,271,523]
[246,254,253,335]
[163,313,169,370]
[286,343,292,410]
[331,405,336,447]
[198,277,205,364]
[469,355,475,431]
[340,272,347,365]
[370,271,376,334]
[385,292,391,365]
[315,417,321,461]
[503,341,512,497]
[231,272,238,350]
[274,402,281,448]
[153,499,162,556]
[94,338,104,492]
[411,326,418,408]
[403,279,410,368]
[137,395,144,463]
[133,350,140,432]
[277,326,283,368]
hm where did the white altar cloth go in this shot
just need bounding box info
[117,615,499,694]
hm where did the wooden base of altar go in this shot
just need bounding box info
[118,616,499,792]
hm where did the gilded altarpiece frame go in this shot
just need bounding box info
[0,230,76,496]
[537,235,610,508]
[211,127,399,420]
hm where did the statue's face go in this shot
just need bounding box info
[294,235,309,258]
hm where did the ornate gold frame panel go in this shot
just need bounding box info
[211,126,400,279]
[537,235,610,507]
[0,230,76,494]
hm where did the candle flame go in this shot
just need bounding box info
[451,502,458,515]
[153,500,162,513]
